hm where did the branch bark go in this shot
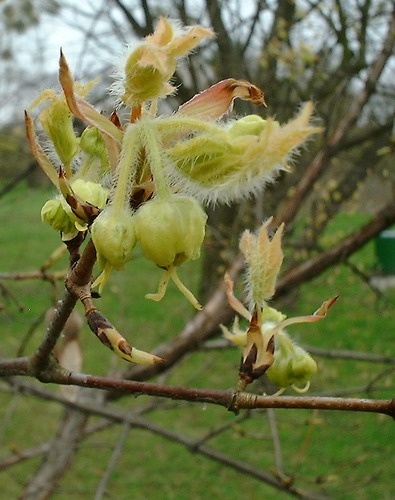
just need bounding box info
[9,378,326,500]
[7,378,392,499]
[6,374,395,419]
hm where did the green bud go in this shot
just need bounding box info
[40,98,79,165]
[41,180,108,239]
[228,115,267,138]
[41,199,75,234]
[134,196,207,268]
[79,127,108,164]
[166,103,321,204]
[260,306,286,324]
[266,330,317,389]
[70,179,108,209]
[90,208,136,270]
[121,44,175,106]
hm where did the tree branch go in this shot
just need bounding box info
[28,238,96,375]
[0,270,65,281]
[94,423,131,500]
[303,345,395,364]
[6,372,395,418]
[110,0,147,37]
[276,201,395,297]
[274,5,395,226]
[7,378,327,500]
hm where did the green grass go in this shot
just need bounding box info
[0,184,394,499]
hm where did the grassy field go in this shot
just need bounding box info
[0,184,394,499]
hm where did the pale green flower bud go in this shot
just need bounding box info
[166,102,322,204]
[260,306,286,324]
[55,178,109,234]
[91,208,136,270]
[266,330,317,390]
[70,179,108,209]
[228,115,267,138]
[79,127,108,161]
[134,196,207,268]
[111,18,213,107]
[240,219,284,307]
[41,199,75,234]
[122,44,175,105]
[40,97,79,166]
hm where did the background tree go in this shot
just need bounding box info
[0,1,394,498]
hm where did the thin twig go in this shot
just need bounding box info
[189,412,250,450]
[276,201,395,298]
[16,310,47,357]
[302,346,395,364]
[203,339,395,365]
[0,271,66,281]
[29,291,77,374]
[267,408,286,477]
[0,442,51,470]
[0,282,25,311]
[94,422,131,500]
[5,371,394,418]
[365,367,395,397]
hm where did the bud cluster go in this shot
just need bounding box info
[41,179,109,240]
[26,17,323,365]
[223,222,337,393]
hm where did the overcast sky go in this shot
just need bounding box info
[0,3,121,124]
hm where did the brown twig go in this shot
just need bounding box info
[0,271,65,281]
[94,423,131,499]
[301,346,395,364]
[0,282,25,312]
[29,291,78,376]
[0,441,52,470]
[5,368,394,418]
[29,238,96,376]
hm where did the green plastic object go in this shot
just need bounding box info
[375,229,395,274]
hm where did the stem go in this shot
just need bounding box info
[139,122,171,199]
[0,357,30,376]
[75,155,94,179]
[30,291,78,374]
[64,161,72,179]
[112,123,140,213]
[147,98,158,117]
